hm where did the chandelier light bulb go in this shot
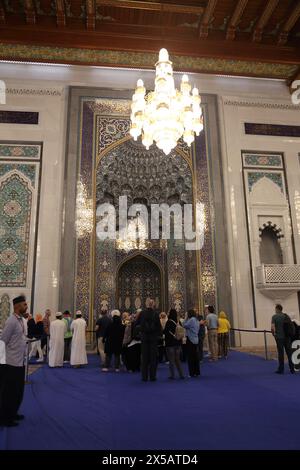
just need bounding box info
[130,49,203,155]
[159,48,169,62]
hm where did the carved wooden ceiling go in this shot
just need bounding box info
[0,0,300,80]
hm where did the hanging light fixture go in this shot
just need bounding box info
[130,48,203,155]
[116,214,150,252]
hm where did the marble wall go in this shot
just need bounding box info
[0,64,299,348]
[0,84,66,319]
[219,97,300,345]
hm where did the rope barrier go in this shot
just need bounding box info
[230,327,273,360]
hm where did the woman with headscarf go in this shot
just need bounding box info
[158,312,168,363]
[121,312,132,370]
[164,309,184,379]
[217,311,231,359]
[126,309,142,372]
[28,313,44,362]
[102,310,125,372]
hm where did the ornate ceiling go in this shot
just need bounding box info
[0,0,300,80]
[96,139,193,208]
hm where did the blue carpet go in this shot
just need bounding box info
[0,351,299,450]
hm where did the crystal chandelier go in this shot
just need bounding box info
[116,214,149,252]
[130,48,203,155]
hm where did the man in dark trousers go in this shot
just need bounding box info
[271,304,295,375]
[0,295,28,427]
[140,299,161,382]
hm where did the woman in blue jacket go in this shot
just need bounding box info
[183,309,200,377]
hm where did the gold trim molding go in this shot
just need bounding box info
[0,43,298,79]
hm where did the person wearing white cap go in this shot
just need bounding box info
[70,311,87,367]
[49,312,66,368]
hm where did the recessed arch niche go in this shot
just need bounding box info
[95,137,197,314]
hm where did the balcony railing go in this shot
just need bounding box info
[256,264,300,286]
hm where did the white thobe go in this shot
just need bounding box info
[0,340,6,364]
[49,319,66,367]
[70,318,87,366]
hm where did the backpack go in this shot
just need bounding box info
[64,317,72,334]
[170,320,185,341]
[283,314,296,339]
[67,318,72,333]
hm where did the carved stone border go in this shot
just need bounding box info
[223,99,300,110]
[6,87,63,97]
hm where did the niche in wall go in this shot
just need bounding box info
[259,225,283,264]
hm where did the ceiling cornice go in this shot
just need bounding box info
[0,43,298,80]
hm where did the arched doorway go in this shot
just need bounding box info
[117,255,162,313]
[259,226,283,264]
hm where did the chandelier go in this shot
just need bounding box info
[130,48,203,155]
[116,214,150,252]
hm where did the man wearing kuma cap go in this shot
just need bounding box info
[49,312,66,368]
[0,295,28,427]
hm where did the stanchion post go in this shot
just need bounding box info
[25,340,30,384]
[46,335,49,364]
[264,330,268,360]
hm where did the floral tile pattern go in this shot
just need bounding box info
[0,144,41,159]
[0,164,36,187]
[0,293,10,329]
[0,143,41,289]
[0,172,32,286]
[193,126,216,308]
[247,171,284,193]
[243,153,283,169]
